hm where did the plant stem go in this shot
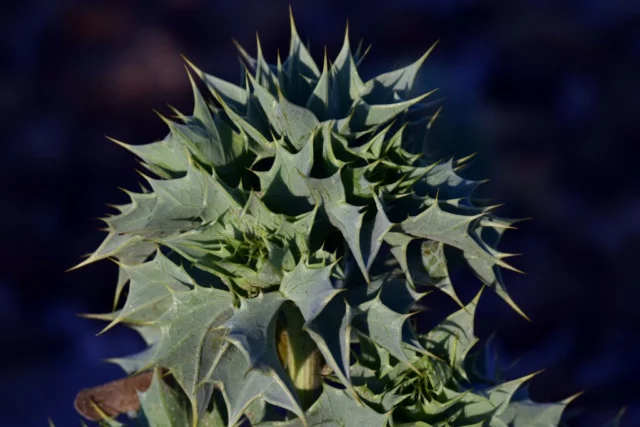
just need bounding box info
[277,304,322,409]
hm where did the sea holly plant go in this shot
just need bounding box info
[70,9,622,427]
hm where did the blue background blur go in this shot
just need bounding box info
[2,0,639,425]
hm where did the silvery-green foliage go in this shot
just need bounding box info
[73,9,616,427]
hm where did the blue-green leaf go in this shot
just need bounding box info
[138,369,191,427]
[108,324,161,375]
[306,52,330,119]
[148,286,234,417]
[186,58,248,114]
[361,194,393,271]
[279,258,341,325]
[210,343,305,426]
[408,239,461,305]
[355,298,415,367]
[330,27,366,117]
[275,91,319,150]
[304,172,369,282]
[400,201,518,272]
[224,293,286,372]
[283,8,320,104]
[416,158,483,200]
[350,91,435,129]
[363,41,438,101]
[464,216,529,320]
[258,383,388,427]
[109,134,190,176]
[101,251,193,330]
[306,298,354,393]
[423,290,481,374]
[498,394,580,427]
[255,139,314,212]
[484,371,542,416]
[254,34,279,94]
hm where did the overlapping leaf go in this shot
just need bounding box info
[305,172,394,284]
[138,370,192,427]
[423,290,481,373]
[148,286,233,419]
[257,383,388,427]
[210,343,305,426]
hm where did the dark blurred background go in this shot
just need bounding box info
[2,0,639,425]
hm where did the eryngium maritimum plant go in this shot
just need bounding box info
[71,9,617,427]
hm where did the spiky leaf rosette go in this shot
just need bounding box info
[72,9,598,427]
[346,291,584,426]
